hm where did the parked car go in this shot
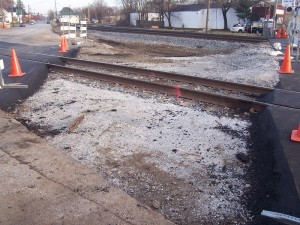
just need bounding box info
[29,20,35,25]
[230,24,245,33]
[247,26,263,34]
[19,22,25,27]
[246,19,273,34]
[246,22,263,34]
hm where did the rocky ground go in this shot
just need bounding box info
[81,32,280,87]
[13,32,281,224]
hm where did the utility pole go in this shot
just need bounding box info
[1,0,4,28]
[68,5,70,37]
[273,0,278,38]
[54,0,57,21]
[205,0,211,33]
[87,3,90,23]
[17,0,19,22]
[11,0,13,27]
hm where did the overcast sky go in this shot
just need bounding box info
[25,0,118,15]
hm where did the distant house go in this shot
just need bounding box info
[130,4,240,30]
[59,7,79,24]
[250,1,275,20]
[0,8,13,23]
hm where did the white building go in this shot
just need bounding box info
[59,7,80,24]
[130,4,241,30]
[130,13,160,26]
[0,8,13,23]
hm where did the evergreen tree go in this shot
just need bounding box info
[235,0,252,23]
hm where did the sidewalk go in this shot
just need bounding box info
[0,111,174,225]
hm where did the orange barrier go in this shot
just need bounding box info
[59,36,67,53]
[151,26,159,29]
[276,29,282,39]
[291,124,300,142]
[279,44,294,74]
[8,49,26,77]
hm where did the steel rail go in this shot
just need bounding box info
[88,25,269,43]
[48,63,267,111]
[0,50,273,96]
[61,57,273,96]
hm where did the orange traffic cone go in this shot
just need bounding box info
[65,37,70,51]
[279,44,294,74]
[276,28,282,39]
[64,36,69,51]
[291,124,300,142]
[59,37,67,53]
[282,29,288,39]
[8,49,26,77]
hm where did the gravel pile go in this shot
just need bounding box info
[141,45,280,88]
[86,31,280,88]
[90,31,242,51]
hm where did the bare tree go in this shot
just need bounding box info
[193,0,238,30]
[47,9,55,20]
[92,0,107,21]
[213,0,239,29]
[152,0,187,28]
[136,0,151,20]
[118,0,136,24]
[74,1,115,23]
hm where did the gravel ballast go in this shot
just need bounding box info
[17,78,252,224]
[15,32,282,224]
[85,31,280,88]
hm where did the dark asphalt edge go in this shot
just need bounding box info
[0,47,79,111]
[247,108,300,225]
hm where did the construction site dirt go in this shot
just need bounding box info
[2,25,299,225]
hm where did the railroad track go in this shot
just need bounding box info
[87,25,269,43]
[50,63,269,111]
[0,49,274,111]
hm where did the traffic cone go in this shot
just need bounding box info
[64,36,69,51]
[59,37,67,53]
[276,28,282,39]
[279,44,294,74]
[8,49,26,77]
[282,29,288,39]
[291,124,300,142]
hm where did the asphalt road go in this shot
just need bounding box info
[0,22,73,110]
[0,22,60,46]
